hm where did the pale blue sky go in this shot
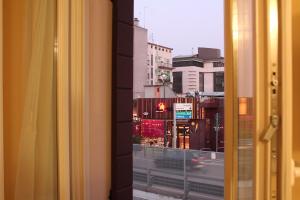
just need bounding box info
[134,0,224,56]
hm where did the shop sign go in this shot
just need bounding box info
[175,103,193,119]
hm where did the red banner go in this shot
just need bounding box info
[141,119,164,138]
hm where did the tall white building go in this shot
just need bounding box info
[133,18,148,99]
[133,19,174,99]
[147,42,173,86]
[172,48,224,95]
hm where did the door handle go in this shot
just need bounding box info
[262,115,279,142]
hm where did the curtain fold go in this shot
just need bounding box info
[4,0,57,199]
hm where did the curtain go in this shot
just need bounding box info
[4,0,58,199]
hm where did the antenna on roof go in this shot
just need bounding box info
[151,33,155,43]
[143,7,147,28]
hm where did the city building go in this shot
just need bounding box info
[172,47,224,96]
[147,42,173,86]
[133,18,148,98]
[1,1,300,200]
[133,19,174,99]
[144,85,176,98]
[132,97,224,150]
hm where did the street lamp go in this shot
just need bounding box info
[159,72,170,147]
[213,112,221,152]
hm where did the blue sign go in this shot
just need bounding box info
[176,111,192,119]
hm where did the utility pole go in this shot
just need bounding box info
[163,81,167,147]
[214,113,220,152]
[160,73,169,147]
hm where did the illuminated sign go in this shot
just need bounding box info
[174,103,193,119]
[156,102,166,112]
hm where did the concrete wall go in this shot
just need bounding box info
[144,86,176,98]
[204,73,214,92]
[133,25,148,98]
[198,47,221,60]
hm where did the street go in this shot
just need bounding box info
[133,145,224,200]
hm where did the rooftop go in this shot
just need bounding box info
[148,42,173,50]
[173,49,224,62]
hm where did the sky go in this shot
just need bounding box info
[134,0,224,56]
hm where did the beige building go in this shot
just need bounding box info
[133,20,173,98]
[133,18,148,98]
[147,42,173,86]
[172,48,224,95]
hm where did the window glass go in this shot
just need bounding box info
[234,0,255,199]
[214,72,224,92]
[199,72,204,91]
[133,1,224,199]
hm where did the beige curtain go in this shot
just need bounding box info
[3,0,57,199]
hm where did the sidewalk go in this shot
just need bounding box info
[133,189,181,200]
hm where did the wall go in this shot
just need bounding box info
[147,43,173,84]
[293,0,300,198]
[204,73,214,92]
[144,86,176,98]
[133,25,148,98]
[172,64,224,94]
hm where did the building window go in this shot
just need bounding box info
[213,62,224,67]
[151,54,153,66]
[151,68,153,79]
[172,72,183,94]
[214,72,224,92]
[199,72,204,92]
[173,60,204,67]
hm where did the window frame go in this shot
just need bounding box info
[110,0,236,199]
[111,0,134,199]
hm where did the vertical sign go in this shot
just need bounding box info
[173,103,193,148]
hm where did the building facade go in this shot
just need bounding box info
[133,20,174,99]
[144,85,176,98]
[147,42,173,86]
[133,18,148,98]
[172,48,224,95]
[132,97,224,151]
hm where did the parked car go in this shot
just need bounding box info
[154,150,204,171]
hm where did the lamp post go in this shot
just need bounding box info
[213,112,220,152]
[159,72,169,147]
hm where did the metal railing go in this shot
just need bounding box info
[133,144,224,200]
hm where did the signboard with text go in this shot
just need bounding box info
[174,103,193,119]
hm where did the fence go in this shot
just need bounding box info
[133,144,224,200]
